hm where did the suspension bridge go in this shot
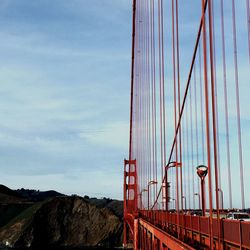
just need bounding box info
[123,0,250,249]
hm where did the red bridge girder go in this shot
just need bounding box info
[127,210,250,250]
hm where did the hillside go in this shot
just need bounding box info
[0,184,24,203]
[0,196,123,248]
[15,188,65,202]
[85,196,123,219]
[0,185,123,248]
[0,184,65,228]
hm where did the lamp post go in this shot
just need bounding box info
[217,188,224,210]
[182,196,187,211]
[194,193,201,210]
[138,188,148,209]
[147,180,157,210]
[165,161,182,211]
[172,198,176,210]
[196,165,208,216]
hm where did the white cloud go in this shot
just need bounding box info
[79,121,129,150]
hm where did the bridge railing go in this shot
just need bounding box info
[139,210,250,249]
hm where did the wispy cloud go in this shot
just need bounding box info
[0,0,131,198]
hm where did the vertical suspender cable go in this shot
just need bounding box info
[171,0,177,163]
[140,0,144,202]
[201,0,214,246]
[175,0,183,212]
[194,63,199,197]
[220,0,232,208]
[128,0,137,205]
[171,0,179,215]
[182,112,186,206]
[146,0,151,209]
[232,0,245,209]
[150,0,155,206]
[199,44,205,164]
[160,0,166,211]
[208,0,221,247]
[186,99,191,209]
[139,0,144,201]
[151,0,155,208]
[145,0,148,208]
[148,0,154,209]
[246,0,250,62]
[157,0,163,210]
[211,0,222,194]
[172,0,180,232]
[138,18,141,196]
[189,82,195,209]
[152,0,158,204]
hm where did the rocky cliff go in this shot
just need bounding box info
[0,196,123,248]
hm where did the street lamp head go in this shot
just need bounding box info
[197,165,207,216]
[148,180,157,185]
[167,161,177,167]
[141,188,148,192]
[196,165,208,179]
[166,161,182,170]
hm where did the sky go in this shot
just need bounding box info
[0,0,248,207]
[0,0,132,199]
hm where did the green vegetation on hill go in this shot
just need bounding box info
[15,188,64,202]
[0,203,33,227]
[0,184,65,230]
[0,185,23,199]
[0,185,123,249]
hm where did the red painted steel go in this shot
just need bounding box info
[124,159,138,246]
[139,218,195,250]
[139,211,250,249]
[129,0,136,163]
[124,0,249,249]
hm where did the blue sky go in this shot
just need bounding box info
[0,0,249,208]
[0,0,132,199]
